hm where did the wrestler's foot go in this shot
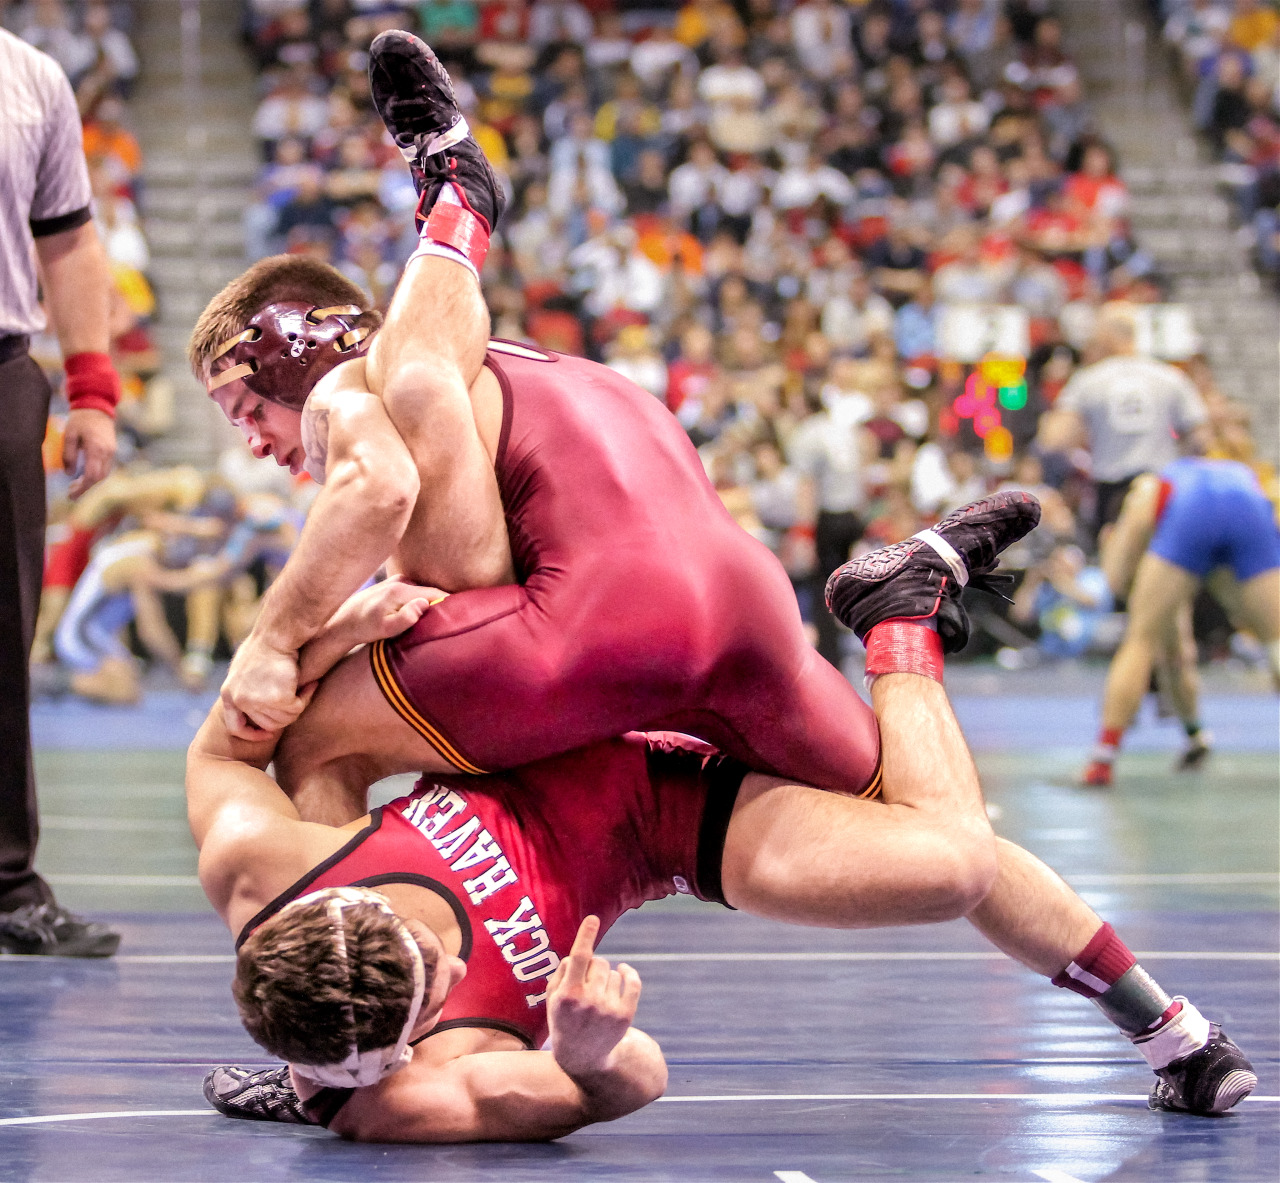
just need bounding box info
[1080,758,1114,788]
[825,491,1041,653]
[0,902,120,957]
[1148,1025,1257,1115]
[1175,731,1212,771]
[368,30,505,234]
[203,1065,315,1125]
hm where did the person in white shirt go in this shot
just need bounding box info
[820,269,895,354]
[790,0,854,83]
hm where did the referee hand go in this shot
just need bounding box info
[63,408,116,499]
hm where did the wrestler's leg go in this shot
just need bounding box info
[273,646,460,826]
[721,674,997,927]
[1234,567,1280,686]
[1084,553,1198,783]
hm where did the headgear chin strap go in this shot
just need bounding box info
[208,302,373,412]
[283,886,427,1089]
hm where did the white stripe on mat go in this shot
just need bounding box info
[3,1095,1277,1126]
[39,871,1278,890]
[0,950,1274,964]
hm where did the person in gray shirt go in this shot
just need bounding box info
[1037,306,1209,541]
[0,28,122,956]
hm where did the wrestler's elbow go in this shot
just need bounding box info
[329,450,418,531]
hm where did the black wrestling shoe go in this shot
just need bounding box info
[1148,1025,1257,1115]
[368,30,505,233]
[0,902,120,957]
[825,491,1041,654]
[1175,731,1213,771]
[204,1065,316,1125]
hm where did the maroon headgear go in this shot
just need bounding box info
[207,302,373,411]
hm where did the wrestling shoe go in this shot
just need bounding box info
[0,902,120,957]
[204,1065,316,1125]
[1080,759,1114,788]
[1175,731,1212,771]
[825,491,1041,653]
[368,30,505,234]
[1148,1025,1257,1115]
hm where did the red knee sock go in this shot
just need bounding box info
[864,620,944,685]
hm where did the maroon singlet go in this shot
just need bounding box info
[238,734,744,1049]
[371,342,881,796]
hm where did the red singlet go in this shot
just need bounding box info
[238,734,746,1048]
[372,342,881,796]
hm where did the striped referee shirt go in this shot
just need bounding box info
[0,28,93,337]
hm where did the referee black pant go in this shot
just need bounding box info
[0,350,54,910]
[813,509,864,671]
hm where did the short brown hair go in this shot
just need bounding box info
[232,897,437,1065]
[188,255,382,378]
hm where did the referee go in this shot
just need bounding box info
[0,28,122,956]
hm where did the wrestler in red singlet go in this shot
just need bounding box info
[371,342,882,796]
[238,734,745,1051]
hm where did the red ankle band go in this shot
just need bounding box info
[1099,727,1123,749]
[417,194,491,271]
[864,621,944,683]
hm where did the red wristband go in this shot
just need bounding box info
[64,351,121,417]
[864,621,945,683]
[417,196,492,272]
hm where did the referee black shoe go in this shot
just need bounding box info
[204,1065,316,1125]
[825,491,1041,654]
[368,30,505,234]
[0,902,120,957]
[1148,1025,1257,1115]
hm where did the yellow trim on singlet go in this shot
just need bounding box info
[369,639,488,775]
[859,760,884,800]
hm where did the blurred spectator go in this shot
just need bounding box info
[226,0,1231,664]
[1011,542,1113,661]
[605,324,667,401]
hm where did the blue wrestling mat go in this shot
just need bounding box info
[6,674,1278,1181]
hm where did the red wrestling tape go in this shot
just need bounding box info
[421,198,491,273]
[864,620,945,683]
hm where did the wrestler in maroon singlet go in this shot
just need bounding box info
[239,734,745,1059]
[370,341,882,796]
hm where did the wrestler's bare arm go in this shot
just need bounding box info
[327,1034,666,1143]
[187,709,352,933]
[324,917,667,1143]
[220,380,420,737]
[364,267,513,592]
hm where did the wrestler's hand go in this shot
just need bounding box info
[339,578,444,646]
[546,916,642,1079]
[219,634,307,741]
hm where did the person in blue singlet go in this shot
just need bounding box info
[1083,457,1280,786]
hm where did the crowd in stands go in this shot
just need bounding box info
[14,0,1277,702]
[4,0,174,450]
[238,0,1279,671]
[1157,0,1280,283]
[5,1,299,701]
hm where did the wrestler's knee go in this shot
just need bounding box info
[917,819,998,921]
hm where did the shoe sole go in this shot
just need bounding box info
[1210,1068,1258,1113]
[830,491,1042,590]
[369,31,459,123]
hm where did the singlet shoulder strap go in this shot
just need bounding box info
[235,810,385,949]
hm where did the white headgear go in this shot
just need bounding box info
[281,886,427,1089]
